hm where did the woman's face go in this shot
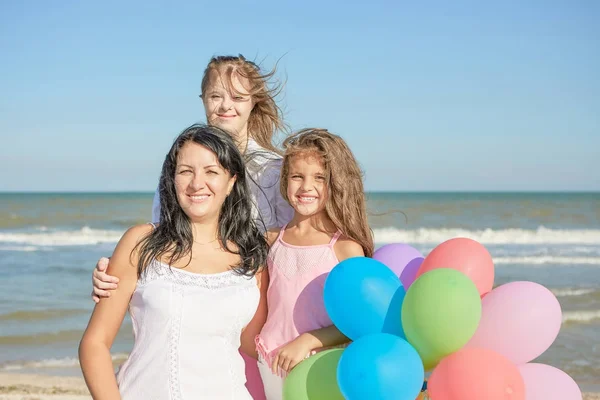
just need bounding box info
[174,141,236,222]
[202,70,254,143]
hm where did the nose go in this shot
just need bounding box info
[300,177,314,191]
[219,95,233,112]
[190,173,206,191]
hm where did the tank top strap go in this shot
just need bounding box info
[328,230,342,246]
[276,224,288,243]
[148,222,157,230]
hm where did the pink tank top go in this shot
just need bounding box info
[255,225,341,367]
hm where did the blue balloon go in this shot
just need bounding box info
[324,257,405,340]
[337,334,424,400]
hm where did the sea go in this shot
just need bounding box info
[0,192,598,391]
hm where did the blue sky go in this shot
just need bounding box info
[1,0,598,192]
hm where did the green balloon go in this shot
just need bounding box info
[401,268,482,370]
[283,348,345,400]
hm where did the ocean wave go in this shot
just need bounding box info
[0,353,129,371]
[562,310,600,324]
[373,226,600,245]
[493,256,600,266]
[0,226,123,246]
[551,288,596,297]
[0,245,40,252]
[1,225,599,248]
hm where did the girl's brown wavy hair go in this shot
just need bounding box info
[201,55,286,153]
[280,128,374,257]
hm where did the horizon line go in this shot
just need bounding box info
[1,190,599,195]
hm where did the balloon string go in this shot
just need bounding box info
[417,379,429,400]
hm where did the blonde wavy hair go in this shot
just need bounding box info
[201,55,286,153]
[280,128,374,257]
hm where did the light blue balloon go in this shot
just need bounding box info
[337,334,424,400]
[324,257,405,340]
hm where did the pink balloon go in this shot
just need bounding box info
[466,281,562,365]
[416,237,494,296]
[428,347,525,400]
[518,363,582,400]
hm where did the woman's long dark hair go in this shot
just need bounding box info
[134,124,268,277]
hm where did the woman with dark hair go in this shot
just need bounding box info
[79,124,269,400]
[90,55,293,399]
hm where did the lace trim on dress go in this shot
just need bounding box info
[139,260,254,289]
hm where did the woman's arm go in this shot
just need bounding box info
[79,224,150,399]
[239,229,277,358]
[91,190,159,303]
[240,267,270,359]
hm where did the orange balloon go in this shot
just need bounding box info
[428,348,525,400]
[416,238,494,296]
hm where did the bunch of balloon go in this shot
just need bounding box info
[282,238,582,400]
[403,237,528,400]
[455,281,582,399]
[281,254,424,400]
[401,238,491,371]
[400,237,581,400]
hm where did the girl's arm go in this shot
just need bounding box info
[273,188,294,227]
[79,225,149,399]
[272,238,364,373]
[264,159,295,227]
[333,237,366,263]
[151,186,161,224]
[240,267,269,359]
[91,257,119,303]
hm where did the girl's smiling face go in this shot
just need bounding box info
[286,154,328,217]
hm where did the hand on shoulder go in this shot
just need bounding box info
[91,223,153,302]
[334,237,365,262]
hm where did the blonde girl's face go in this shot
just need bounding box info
[286,154,329,217]
[202,71,254,142]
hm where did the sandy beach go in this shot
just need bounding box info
[0,373,90,400]
[0,372,597,400]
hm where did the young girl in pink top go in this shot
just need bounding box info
[255,128,374,399]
